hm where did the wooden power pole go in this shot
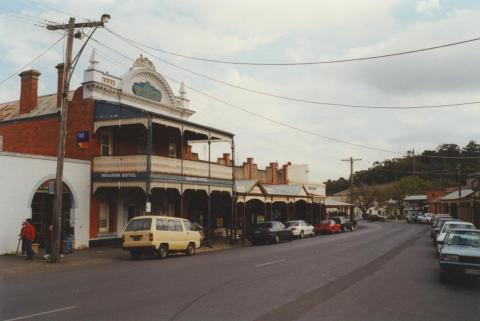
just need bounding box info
[46,15,110,263]
[341,157,362,222]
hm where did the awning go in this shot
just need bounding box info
[94,117,148,132]
[93,181,146,192]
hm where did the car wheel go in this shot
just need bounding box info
[130,250,141,260]
[275,234,280,244]
[300,231,304,239]
[311,231,315,237]
[289,233,293,242]
[186,243,195,256]
[158,244,168,259]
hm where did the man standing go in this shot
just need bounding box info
[21,219,36,260]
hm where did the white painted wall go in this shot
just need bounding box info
[0,152,91,254]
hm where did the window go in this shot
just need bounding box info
[174,221,183,232]
[183,221,192,231]
[99,198,109,233]
[0,135,3,151]
[168,220,176,231]
[100,132,112,156]
[168,137,177,158]
[125,218,152,231]
[156,219,169,231]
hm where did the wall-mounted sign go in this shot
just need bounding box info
[132,81,162,102]
[76,131,90,149]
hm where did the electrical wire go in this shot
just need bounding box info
[105,27,480,66]
[106,28,480,110]
[0,34,66,87]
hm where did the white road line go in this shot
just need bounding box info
[3,306,77,321]
[255,259,287,267]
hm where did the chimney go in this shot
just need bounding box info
[56,63,65,108]
[247,157,254,179]
[270,162,278,184]
[282,164,289,184]
[223,153,230,165]
[19,69,41,114]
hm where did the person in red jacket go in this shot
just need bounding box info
[21,219,36,260]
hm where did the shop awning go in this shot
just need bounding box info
[93,181,146,192]
[94,117,148,132]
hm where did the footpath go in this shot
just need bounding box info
[0,241,243,278]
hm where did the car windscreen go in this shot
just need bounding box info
[445,231,480,247]
[125,218,152,231]
[255,222,273,228]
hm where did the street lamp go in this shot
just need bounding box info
[47,15,110,263]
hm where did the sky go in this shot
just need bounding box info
[0,0,479,183]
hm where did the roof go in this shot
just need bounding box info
[0,92,75,122]
[403,195,427,201]
[235,180,259,194]
[325,198,352,207]
[441,189,474,201]
[262,184,306,196]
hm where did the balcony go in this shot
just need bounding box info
[93,155,232,180]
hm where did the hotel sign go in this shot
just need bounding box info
[132,81,162,102]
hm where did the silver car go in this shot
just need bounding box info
[438,229,480,281]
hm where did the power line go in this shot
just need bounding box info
[88,37,405,155]
[0,34,66,87]
[105,27,480,66]
[105,28,480,111]
[416,154,480,159]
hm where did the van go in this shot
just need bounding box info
[122,216,201,259]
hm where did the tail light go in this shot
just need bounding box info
[149,233,153,241]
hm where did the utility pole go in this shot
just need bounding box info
[46,15,110,263]
[458,163,462,198]
[341,157,362,222]
[413,148,416,194]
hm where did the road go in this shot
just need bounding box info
[1,222,479,321]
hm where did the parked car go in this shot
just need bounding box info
[436,221,476,256]
[284,220,315,238]
[406,211,421,223]
[430,216,453,239]
[122,216,201,259]
[431,214,451,227]
[438,229,480,281]
[331,217,355,232]
[417,213,432,224]
[432,219,462,245]
[367,214,386,222]
[248,221,293,245]
[315,219,341,234]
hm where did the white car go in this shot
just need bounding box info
[284,220,315,238]
[417,213,433,224]
[436,221,476,256]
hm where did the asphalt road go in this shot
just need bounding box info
[1,222,479,321]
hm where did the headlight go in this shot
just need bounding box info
[440,254,459,262]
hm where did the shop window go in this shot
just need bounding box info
[100,132,112,156]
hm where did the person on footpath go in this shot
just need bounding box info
[18,222,27,256]
[21,219,36,260]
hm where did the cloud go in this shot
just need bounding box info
[416,0,441,14]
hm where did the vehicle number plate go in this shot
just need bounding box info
[464,268,480,275]
[132,235,142,241]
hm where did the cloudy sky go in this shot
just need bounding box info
[1,0,479,183]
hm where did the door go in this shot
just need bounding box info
[99,199,109,233]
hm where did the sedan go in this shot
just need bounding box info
[438,229,480,281]
[436,222,476,256]
[315,219,341,234]
[285,220,315,238]
[248,221,293,245]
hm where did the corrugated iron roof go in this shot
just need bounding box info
[0,92,74,122]
[403,195,427,201]
[325,198,352,207]
[441,189,474,201]
[235,180,258,193]
[262,184,304,196]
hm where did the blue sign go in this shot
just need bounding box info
[76,131,89,148]
[132,81,162,102]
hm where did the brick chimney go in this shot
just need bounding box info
[55,63,65,108]
[270,162,278,184]
[223,153,230,165]
[282,163,289,184]
[19,69,41,114]
[247,157,254,179]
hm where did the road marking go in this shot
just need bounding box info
[3,306,77,321]
[256,259,287,267]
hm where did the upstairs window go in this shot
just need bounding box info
[100,131,112,156]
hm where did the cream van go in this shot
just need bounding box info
[122,216,201,259]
